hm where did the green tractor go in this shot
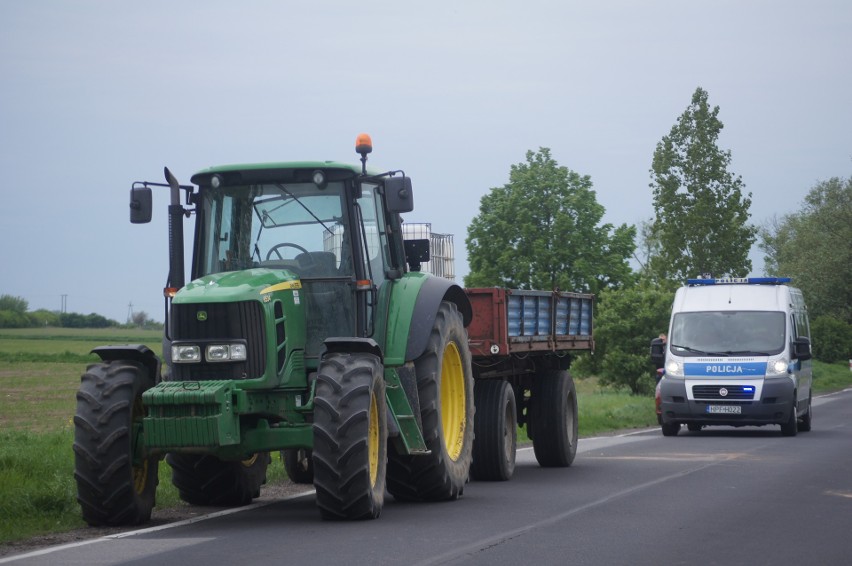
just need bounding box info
[73,134,474,523]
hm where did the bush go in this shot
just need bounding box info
[810,315,852,363]
[0,310,30,328]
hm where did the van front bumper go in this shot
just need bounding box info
[659,377,795,427]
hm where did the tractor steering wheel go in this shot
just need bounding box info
[266,243,310,261]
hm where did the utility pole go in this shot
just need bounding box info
[127,302,134,324]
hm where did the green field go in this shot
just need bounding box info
[1,327,850,545]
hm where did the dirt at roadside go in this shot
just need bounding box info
[0,481,314,560]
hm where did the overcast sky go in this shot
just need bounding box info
[1,1,850,324]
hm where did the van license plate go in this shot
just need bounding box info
[706,405,741,414]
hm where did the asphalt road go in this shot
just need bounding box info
[6,389,852,565]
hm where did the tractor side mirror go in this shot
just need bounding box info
[385,176,414,213]
[130,186,152,224]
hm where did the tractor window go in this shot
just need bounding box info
[356,183,391,287]
[198,183,354,278]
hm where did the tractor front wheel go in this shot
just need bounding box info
[312,352,387,520]
[282,448,314,484]
[73,360,158,526]
[166,452,270,506]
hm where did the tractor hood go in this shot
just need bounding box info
[173,269,299,304]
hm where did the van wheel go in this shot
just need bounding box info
[780,403,798,437]
[661,421,680,437]
[797,394,812,432]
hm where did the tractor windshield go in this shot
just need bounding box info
[197,182,354,278]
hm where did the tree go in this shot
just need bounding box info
[759,175,852,323]
[465,148,636,293]
[0,294,28,313]
[809,316,852,363]
[648,87,757,281]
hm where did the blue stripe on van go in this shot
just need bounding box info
[684,362,765,377]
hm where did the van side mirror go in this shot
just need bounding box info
[385,176,414,213]
[650,337,666,367]
[130,186,152,224]
[793,336,812,361]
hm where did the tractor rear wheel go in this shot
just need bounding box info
[529,369,578,467]
[166,452,270,506]
[387,301,474,501]
[73,360,158,526]
[282,448,314,484]
[471,379,517,481]
[312,352,387,520]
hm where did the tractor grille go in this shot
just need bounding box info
[692,385,755,400]
[169,301,266,381]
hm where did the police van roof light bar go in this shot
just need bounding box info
[686,277,792,286]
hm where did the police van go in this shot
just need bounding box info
[650,277,813,436]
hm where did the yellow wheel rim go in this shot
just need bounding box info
[368,392,379,487]
[241,453,259,467]
[441,341,466,461]
[133,459,149,495]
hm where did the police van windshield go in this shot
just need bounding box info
[669,311,786,357]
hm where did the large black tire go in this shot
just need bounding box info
[166,452,270,506]
[798,393,812,432]
[529,369,578,467]
[471,380,517,481]
[282,448,314,484]
[73,360,158,526]
[387,301,475,501]
[312,352,387,520]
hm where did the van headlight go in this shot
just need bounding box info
[665,360,684,378]
[766,359,789,376]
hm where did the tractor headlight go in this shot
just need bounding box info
[206,343,248,362]
[172,345,201,363]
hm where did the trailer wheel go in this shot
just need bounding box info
[282,448,314,484]
[470,380,517,481]
[167,452,270,506]
[73,360,158,526]
[312,352,387,520]
[529,369,578,467]
[387,301,474,502]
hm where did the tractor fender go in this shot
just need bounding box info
[91,344,162,383]
[321,337,383,360]
[404,276,472,362]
